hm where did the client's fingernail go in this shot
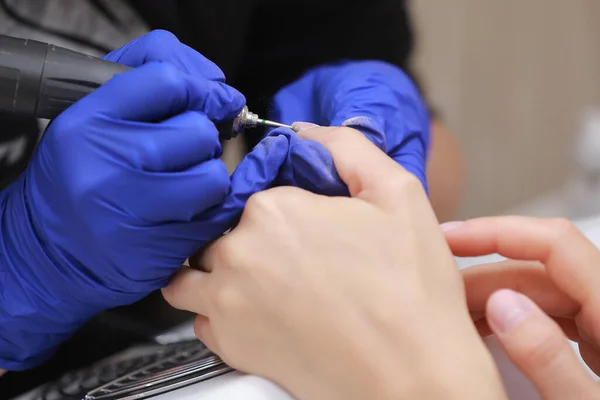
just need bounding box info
[440,221,464,232]
[292,122,319,132]
[487,289,533,334]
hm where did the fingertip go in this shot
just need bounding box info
[440,221,465,232]
[106,30,227,82]
[98,63,244,123]
[103,30,180,66]
[160,286,172,302]
[194,315,219,354]
[231,87,247,117]
[486,289,534,336]
[487,289,598,399]
[291,121,319,132]
[162,267,210,314]
[194,314,209,334]
[160,267,192,308]
[203,81,246,121]
[144,30,225,82]
[440,218,508,256]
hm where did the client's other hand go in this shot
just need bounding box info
[163,126,505,400]
[444,217,600,399]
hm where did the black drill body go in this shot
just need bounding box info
[0,34,237,139]
[0,34,130,120]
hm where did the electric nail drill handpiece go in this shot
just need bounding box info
[0,34,294,140]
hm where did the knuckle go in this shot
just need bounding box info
[547,218,580,240]
[212,284,245,314]
[203,160,230,195]
[51,113,85,137]
[191,111,216,133]
[161,286,174,303]
[266,186,305,208]
[243,188,299,225]
[387,171,423,197]
[146,29,179,45]
[243,191,278,219]
[153,62,183,91]
[209,234,242,270]
[190,114,221,148]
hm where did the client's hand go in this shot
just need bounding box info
[443,217,600,399]
[163,126,506,400]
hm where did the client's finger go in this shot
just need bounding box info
[161,268,211,315]
[443,216,600,307]
[476,315,581,343]
[462,261,578,318]
[297,126,425,211]
[193,315,221,355]
[487,289,599,399]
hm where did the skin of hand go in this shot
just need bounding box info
[163,126,507,400]
[443,217,600,399]
[426,118,465,223]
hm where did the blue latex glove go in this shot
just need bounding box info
[268,60,430,192]
[0,30,281,371]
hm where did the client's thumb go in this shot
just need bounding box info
[486,289,599,400]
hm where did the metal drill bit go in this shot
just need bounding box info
[257,118,296,131]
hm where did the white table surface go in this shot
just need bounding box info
[154,214,600,400]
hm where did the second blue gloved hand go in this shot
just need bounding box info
[269,61,430,192]
[0,31,282,371]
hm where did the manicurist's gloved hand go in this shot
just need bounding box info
[269,60,430,192]
[0,31,280,371]
[104,29,226,81]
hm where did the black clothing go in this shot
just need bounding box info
[127,0,417,151]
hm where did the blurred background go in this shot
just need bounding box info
[411,0,600,219]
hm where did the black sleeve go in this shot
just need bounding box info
[238,0,415,96]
